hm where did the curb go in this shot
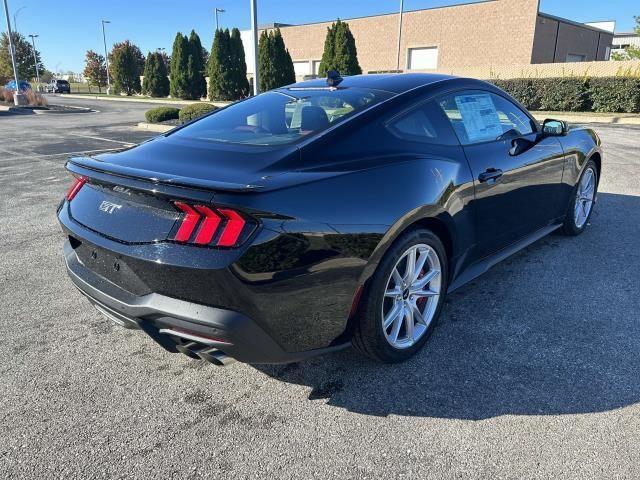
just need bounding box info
[531,112,640,125]
[137,122,174,133]
[34,105,93,114]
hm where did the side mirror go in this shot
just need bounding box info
[542,119,567,136]
[509,137,534,156]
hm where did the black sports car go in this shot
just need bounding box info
[58,73,602,365]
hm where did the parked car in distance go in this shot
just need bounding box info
[58,73,602,367]
[47,79,71,94]
[4,80,31,91]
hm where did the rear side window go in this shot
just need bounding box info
[386,101,459,146]
[438,91,536,145]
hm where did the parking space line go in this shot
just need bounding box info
[67,133,136,147]
[37,147,128,157]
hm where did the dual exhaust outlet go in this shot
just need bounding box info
[159,328,236,366]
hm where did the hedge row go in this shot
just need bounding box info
[489,77,640,113]
[144,103,217,124]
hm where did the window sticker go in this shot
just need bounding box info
[454,94,503,143]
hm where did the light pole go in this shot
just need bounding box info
[250,0,259,95]
[12,4,24,32]
[396,0,404,72]
[28,34,40,89]
[215,7,225,31]
[101,20,111,94]
[3,0,23,105]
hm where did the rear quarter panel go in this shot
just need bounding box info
[211,113,475,351]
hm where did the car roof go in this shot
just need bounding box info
[285,73,456,94]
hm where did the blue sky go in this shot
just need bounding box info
[4,0,638,73]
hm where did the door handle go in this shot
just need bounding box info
[478,168,503,183]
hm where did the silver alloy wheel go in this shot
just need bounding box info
[382,243,442,349]
[574,167,596,229]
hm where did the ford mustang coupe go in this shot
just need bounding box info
[58,73,601,365]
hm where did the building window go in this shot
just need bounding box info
[407,47,439,70]
[566,53,587,62]
[293,61,310,77]
[605,47,611,60]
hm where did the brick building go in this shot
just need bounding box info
[241,0,613,79]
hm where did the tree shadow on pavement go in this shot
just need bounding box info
[254,192,640,419]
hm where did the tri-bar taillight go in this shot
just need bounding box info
[65,176,87,201]
[171,201,255,248]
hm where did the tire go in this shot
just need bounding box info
[561,159,598,236]
[353,228,448,363]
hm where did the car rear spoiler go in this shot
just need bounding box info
[66,156,263,194]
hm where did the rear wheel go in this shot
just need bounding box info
[562,160,598,236]
[353,229,448,363]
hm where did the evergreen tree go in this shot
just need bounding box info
[142,52,169,97]
[258,30,275,92]
[318,20,361,77]
[208,29,232,100]
[230,28,250,99]
[259,29,295,92]
[170,32,190,99]
[188,30,207,99]
[108,40,145,95]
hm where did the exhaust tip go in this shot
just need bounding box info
[197,347,236,366]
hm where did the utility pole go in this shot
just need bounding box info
[396,0,404,72]
[3,0,24,105]
[28,34,40,89]
[101,20,111,94]
[250,0,259,95]
[12,4,24,32]
[215,7,225,31]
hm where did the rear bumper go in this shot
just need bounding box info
[63,241,348,364]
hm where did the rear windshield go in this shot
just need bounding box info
[171,88,393,146]
[57,80,69,85]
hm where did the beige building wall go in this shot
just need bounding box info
[532,14,613,64]
[275,0,540,73]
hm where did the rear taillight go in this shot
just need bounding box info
[65,176,87,201]
[170,201,255,248]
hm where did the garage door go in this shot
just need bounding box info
[408,47,439,70]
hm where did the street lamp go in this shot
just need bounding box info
[28,34,40,89]
[101,20,111,94]
[215,7,225,31]
[3,0,24,105]
[249,0,258,95]
[396,0,404,72]
[12,4,24,32]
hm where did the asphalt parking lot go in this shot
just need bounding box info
[1,96,639,479]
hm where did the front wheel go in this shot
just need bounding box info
[353,229,448,363]
[562,160,598,236]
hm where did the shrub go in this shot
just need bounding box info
[23,89,48,106]
[0,86,12,102]
[538,77,589,112]
[490,78,542,111]
[145,106,180,123]
[490,77,640,113]
[589,77,640,113]
[178,103,217,122]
